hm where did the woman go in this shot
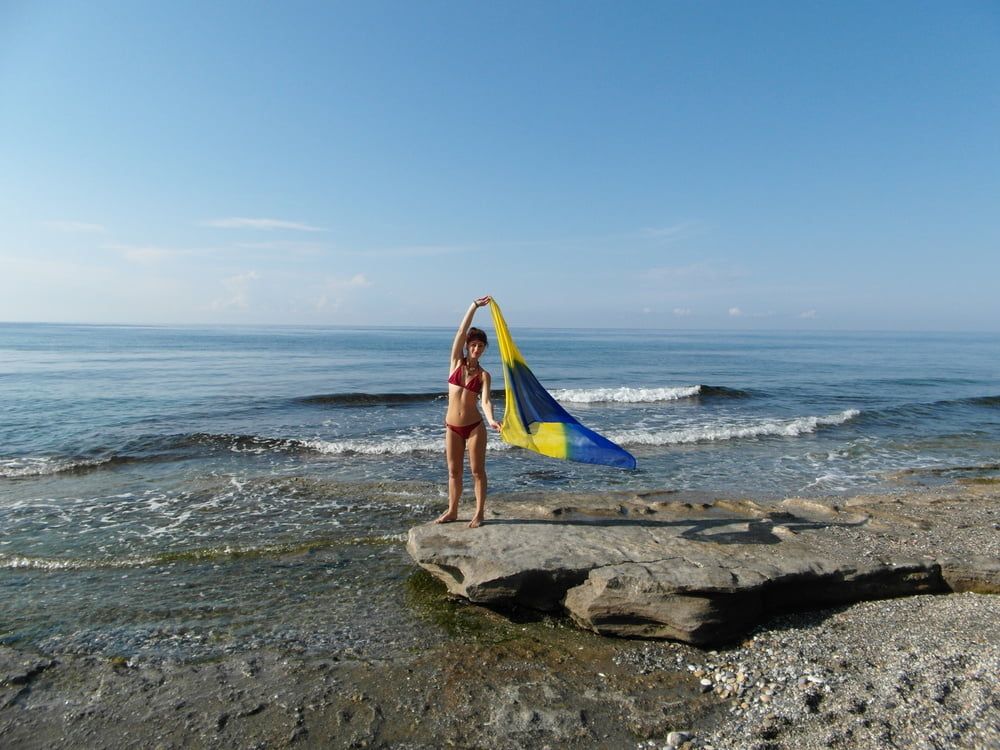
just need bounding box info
[435,295,501,528]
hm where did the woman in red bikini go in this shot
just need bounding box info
[435,295,501,528]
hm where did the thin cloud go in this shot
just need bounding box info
[203,217,325,232]
[800,309,817,319]
[728,306,744,317]
[43,220,106,233]
[212,271,260,311]
[673,307,693,317]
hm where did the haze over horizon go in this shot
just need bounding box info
[2,2,998,331]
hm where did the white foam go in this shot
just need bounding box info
[145,510,192,537]
[300,437,441,455]
[803,472,852,492]
[551,385,701,404]
[0,554,156,570]
[299,435,511,455]
[0,456,108,478]
[611,409,860,446]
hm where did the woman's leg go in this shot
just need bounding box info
[466,424,488,528]
[436,427,464,523]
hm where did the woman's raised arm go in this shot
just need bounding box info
[450,296,491,364]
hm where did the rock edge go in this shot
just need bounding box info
[407,488,1000,645]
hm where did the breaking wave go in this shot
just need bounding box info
[299,436,449,455]
[299,390,501,406]
[0,454,151,479]
[0,456,111,478]
[551,384,749,403]
[300,392,442,406]
[962,394,1000,408]
[612,409,861,446]
[552,385,701,403]
[297,384,749,407]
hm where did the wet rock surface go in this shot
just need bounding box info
[0,616,708,750]
[2,483,997,748]
[2,592,997,749]
[408,485,1000,644]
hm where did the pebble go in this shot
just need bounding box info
[620,593,1000,750]
[666,730,692,747]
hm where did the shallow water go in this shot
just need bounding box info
[1,323,998,659]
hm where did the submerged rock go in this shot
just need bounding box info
[407,488,1000,645]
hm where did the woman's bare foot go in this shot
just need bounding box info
[434,511,458,524]
[467,514,484,529]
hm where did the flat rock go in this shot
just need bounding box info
[407,488,1000,645]
[0,647,56,709]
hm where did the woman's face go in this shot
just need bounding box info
[467,340,486,360]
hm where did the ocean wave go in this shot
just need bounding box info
[1,456,89,478]
[891,462,1000,477]
[300,436,442,455]
[299,392,444,406]
[180,432,304,454]
[853,394,1000,426]
[0,431,462,477]
[611,409,860,446]
[0,433,300,479]
[0,433,202,480]
[698,385,752,399]
[299,384,748,407]
[187,429,534,457]
[551,385,702,403]
[917,393,1000,412]
[299,390,501,406]
[184,432,459,456]
[963,395,1000,408]
[300,435,511,455]
[171,431,422,456]
[0,455,126,479]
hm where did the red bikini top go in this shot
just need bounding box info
[448,362,483,394]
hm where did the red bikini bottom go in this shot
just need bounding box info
[446,421,482,439]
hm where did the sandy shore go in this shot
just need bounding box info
[2,482,998,749]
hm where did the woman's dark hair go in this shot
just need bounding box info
[466,327,488,347]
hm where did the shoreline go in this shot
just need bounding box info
[2,480,998,748]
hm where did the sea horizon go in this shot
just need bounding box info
[3,319,999,334]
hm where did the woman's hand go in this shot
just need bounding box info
[474,295,492,308]
[489,420,502,431]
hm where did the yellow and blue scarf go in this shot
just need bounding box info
[490,300,636,469]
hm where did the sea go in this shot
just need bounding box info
[1,323,998,662]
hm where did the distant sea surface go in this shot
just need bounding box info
[2,323,998,661]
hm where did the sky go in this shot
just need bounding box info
[1,1,998,330]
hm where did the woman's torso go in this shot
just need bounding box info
[446,359,485,426]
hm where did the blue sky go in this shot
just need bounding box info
[1,1,998,330]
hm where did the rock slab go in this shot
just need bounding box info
[407,489,1000,645]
